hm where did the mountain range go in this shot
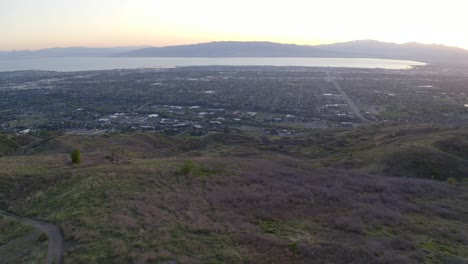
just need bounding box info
[2,40,468,64]
[0,46,149,59]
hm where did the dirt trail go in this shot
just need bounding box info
[0,210,64,264]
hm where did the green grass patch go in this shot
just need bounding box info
[179,160,219,177]
[258,220,291,238]
[0,216,33,245]
[421,240,456,255]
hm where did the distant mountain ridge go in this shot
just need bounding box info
[2,40,468,64]
[122,40,468,64]
[121,41,352,58]
[317,40,468,64]
[0,46,149,59]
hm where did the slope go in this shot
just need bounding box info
[0,126,466,263]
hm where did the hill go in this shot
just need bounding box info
[0,124,467,263]
[0,46,148,59]
[0,135,18,156]
[121,40,468,64]
[290,124,468,181]
[122,41,349,58]
[318,40,468,64]
[3,40,468,64]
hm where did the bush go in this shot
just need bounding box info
[446,177,457,185]
[70,149,81,164]
[180,160,198,174]
[289,242,300,255]
[37,233,47,242]
[179,160,215,177]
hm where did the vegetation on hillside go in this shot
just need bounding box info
[70,149,82,165]
[0,124,467,263]
[0,134,18,157]
[0,216,47,263]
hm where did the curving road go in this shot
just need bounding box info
[0,210,64,264]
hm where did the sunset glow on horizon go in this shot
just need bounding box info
[1,0,468,50]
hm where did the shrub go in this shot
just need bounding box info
[289,242,300,255]
[180,160,197,174]
[36,233,47,242]
[446,177,457,185]
[179,160,215,177]
[70,149,81,164]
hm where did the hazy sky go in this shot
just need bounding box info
[1,0,467,50]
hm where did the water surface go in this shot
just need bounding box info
[0,57,425,72]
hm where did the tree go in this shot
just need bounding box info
[70,149,81,165]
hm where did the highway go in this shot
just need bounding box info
[326,72,372,123]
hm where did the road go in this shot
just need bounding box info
[326,72,372,123]
[0,210,64,264]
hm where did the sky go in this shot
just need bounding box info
[1,0,468,50]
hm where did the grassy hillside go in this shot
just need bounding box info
[0,125,467,263]
[0,216,47,263]
[290,124,468,181]
[0,134,18,157]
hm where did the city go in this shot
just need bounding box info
[2,65,467,138]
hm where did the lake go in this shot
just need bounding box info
[0,57,425,72]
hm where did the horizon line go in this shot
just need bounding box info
[1,39,467,53]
